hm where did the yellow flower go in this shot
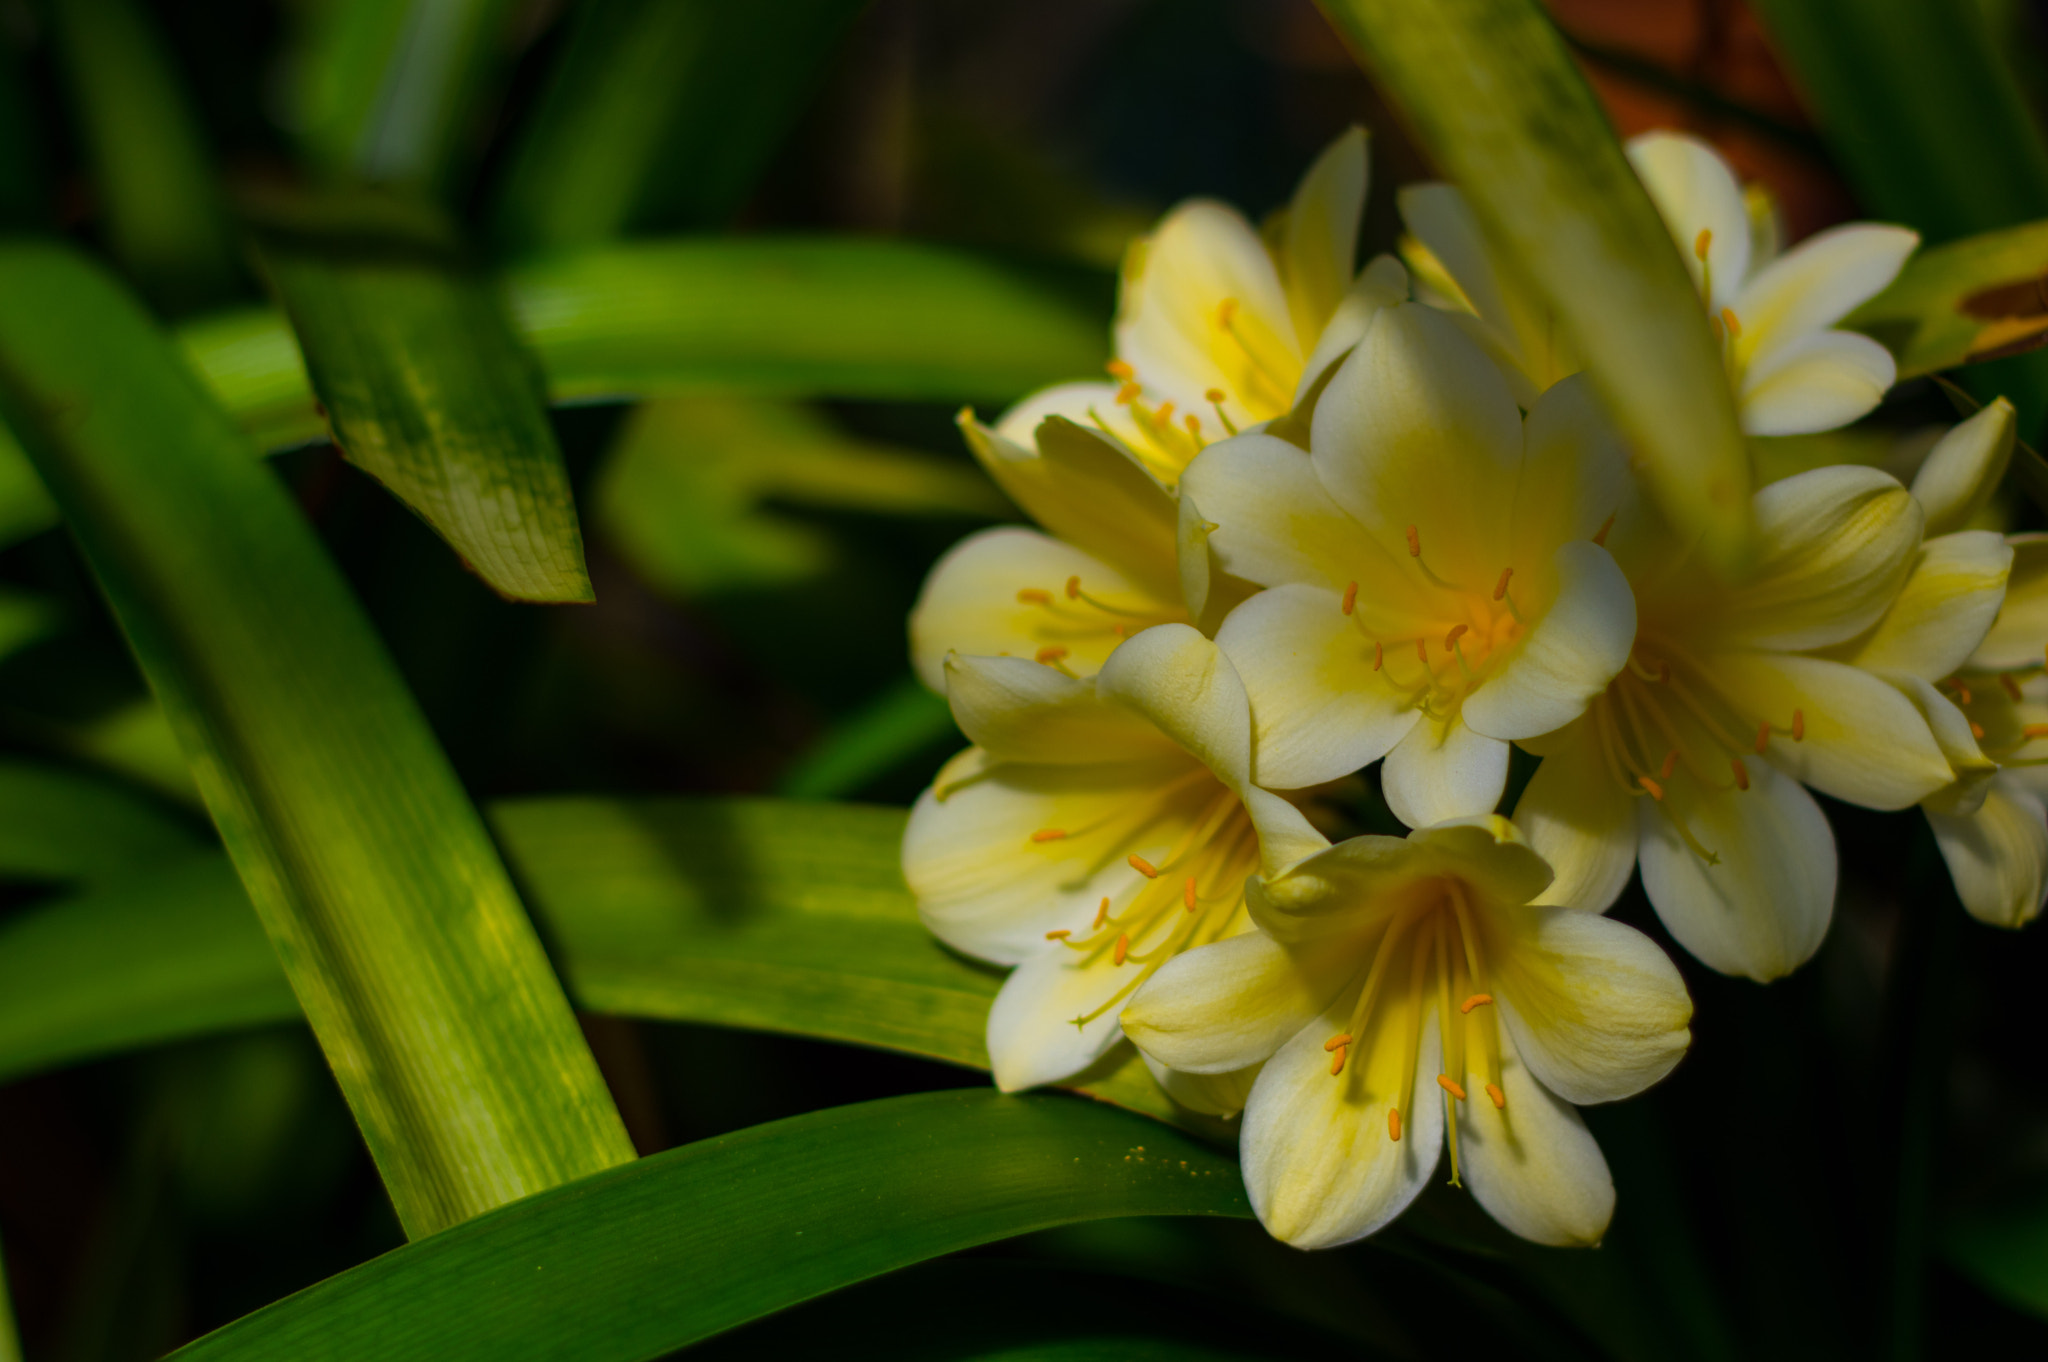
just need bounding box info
[901,625,1325,1097]
[909,129,1408,687]
[1513,451,1990,979]
[1122,816,1691,1249]
[1401,130,1916,435]
[1186,302,1637,826]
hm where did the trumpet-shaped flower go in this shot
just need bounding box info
[1185,301,1636,826]
[902,625,1325,1096]
[1122,816,1691,1249]
[1401,130,1916,434]
[909,129,1410,686]
[1513,456,1989,980]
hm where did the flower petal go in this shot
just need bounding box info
[1731,223,1918,373]
[1491,905,1692,1104]
[909,528,1174,689]
[1970,533,2048,671]
[1463,541,1636,742]
[1716,651,1953,809]
[1140,1051,1261,1117]
[1910,399,2015,537]
[1457,1046,1614,1247]
[1737,329,1897,437]
[1928,776,2048,929]
[1279,126,1369,352]
[1096,623,1254,788]
[1395,183,1569,396]
[1240,1000,1442,1249]
[1251,816,1551,944]
[1309,302,1523,579]
[1180,432,1375,589]
[1838,531,2011,684]
[1703,464,1921,652]
[1122,929,1355,1074]
[1381,716,1511,828]
[1894,675,1994,818]
[942,654,1170,765]
[1294,254,1411,405]
[1511,375,1637,570]
[1512,716,1638,912]
[986,943,1136,1091]
[1636,758,1835,981]
[994,381,1125,447]
[1625,130,1751,314]
[1215,583,1421,789]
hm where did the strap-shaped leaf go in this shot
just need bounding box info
[254,200,592,602]
[1316,0,1751,571]
[0,243,633,1237]
[0,758,200,884]
[1850,221,2048,377]
[167,1090,1247,1362]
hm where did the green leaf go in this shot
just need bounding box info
[774,675,960,800]
[254,199,592,602]
[0,1224,17,1362]
[0,242,632,1237]
[594,395,1005,596]
[0,758,200,884]
[1944,1181,2048,1321]
[167,1090,1249,1362]
[491,0,865,251]
[47,0,239,313]
[1314,0,1751,570]
[1848,220,2048,378]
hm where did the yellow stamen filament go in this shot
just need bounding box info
[1324,1033,1352,1052]
[1127,854,1159,878]
[1494,567,1513,601]
[1342,581,1359,616]
[1030,828,1067,843]
[1460,993,1492,1014]
[1387,1108,1402,1142]
[1486,1083,1506,1110]
[1016,588,1052,605]
[1444,623,1469,653]
[1731,757,1750,791]
[1437,1074,1467,1101]
[1720,307,1742,339]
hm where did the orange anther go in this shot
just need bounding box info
[1494,567,1513,601]
[1030,827,1067,843]
[1416,638,1429,666]
[1388,1108,1402,1141]
[1204,387,1226,403]
[2002,673,2024,701]
[1016,587,1052,605]
[1486,1083,1506,1109]
[1323,1033,1353,1052]
[1792,709,1806,742]
[1659,748,1679,781]
[1115,381,1141,404]
[1128,854,1159,878]
[1064,575,1082,599]
[1035,646,1069,665]
[1730,757,1750,791]
[1593,513,1616,547]
[1694,228,1712,261]
[1373,640,1384,671]
[1437,1075,1468,1101]
[1342,580,1359,616]
[1045,929,1071,940]
[1112,933,1130,965]
[1406,524,1422,557]
[2025,724,2048,740]
[1721,307,1742,339]
[1183,876,1198,911]
[1444,623,1469,653]
[1152,401,1176,428]
[1216,298,1239,329]
[1971,722,1987,740]
[1460,993,1493,1014]
[1329,1047,1348,1076]
[1107,359,1136,380]
[1951,681,1973,704]
[1184,413,1202,438]
[1094,897,1111,928]
[1638,775,1665,801]
[1755,721,1771,754]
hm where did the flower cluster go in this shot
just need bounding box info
[902,129,2041,1250]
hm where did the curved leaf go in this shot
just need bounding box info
[0,758,200,884]
[167,1090,1250,1362]
[1849,220,2048,378]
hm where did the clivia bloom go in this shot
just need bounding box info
[901,625,1325,1100]
[1513,458,1992,980]
[1183,300,1637,828]
[1401,129,1916,435]
[908,128,1408,687]
[1121,816,1691,1249]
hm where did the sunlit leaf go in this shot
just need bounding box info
[774,675,959,801]
[167,1089,1248,1362]
[254,197,592,602]
[1849,221,2048,377]
[0,243,632,1238]
[1315,0,1751,571]
[66,697,202,805]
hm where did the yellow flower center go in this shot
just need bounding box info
[1011,573,1180,677]
[1943,666,2048,763]
[1030,768,1260,1027]
[1340,526,1527,726]
[1323,877,1507,1186]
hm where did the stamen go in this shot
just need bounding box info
[1030,827,1067,843]
[1638,774,1666,801]
[1755,721,1771,754]
[1112,934,1129,966]
[1115,382,1141,404]
[1593,513,1616,547]
[1016,588,1052,605]
[1373,640,1384,671]
[1216,298,1238,331]
[1127,854,1159,878]
[1329,1046,1348,1076]
[1094,898,1110,929]
[1972,722,1987,740]
[2002,674,2024,701]
[1444,623,1469,653]
[1205,388,1237,436]
[1045,929,1070,940]
[1342,581,1359,616]
[1183,876,1198,911]
[1792,709,1806,742]
[1152,401,1176,429]
[1323,1033,1353,1052]
[1694,228,1712,261]
[1659,748,1679,781]
[1184,413,1202,440]
[1493,567,1513,601]
[1406,524,1422,558]
[1204,387,1225,403]
[1064,575,1081,600]
[1106,359,1136,381]
[1437,1075,1467,1101]
[2024,724,2048,739]
[1950,681,1973,704]
[1721,307,1742,339]
[1460,993,1493,1014]
[1416,638,1429,667]
[1035,645,1070,666]
[1387,1108,1402,1142]
[1486,1083,1506,1110]
[1731,757,1750,791]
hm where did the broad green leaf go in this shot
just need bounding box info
[0,243,632,1237]
[1315,0,1751,571]
[167,1090,1250,1362]
[67,697,202,805]
[1944,1182,2048,1321]
[254,201,592,602]
[491,0,865,251]
[595,396,1004,596]
[0,796,1197,1132]
[47,0,238,313]
[1848,221,2048,378]
[0,585,56,661]
[287,0,522,190]
[775,675,959,800]
[176,310,324,453]
[0,758,199,884]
